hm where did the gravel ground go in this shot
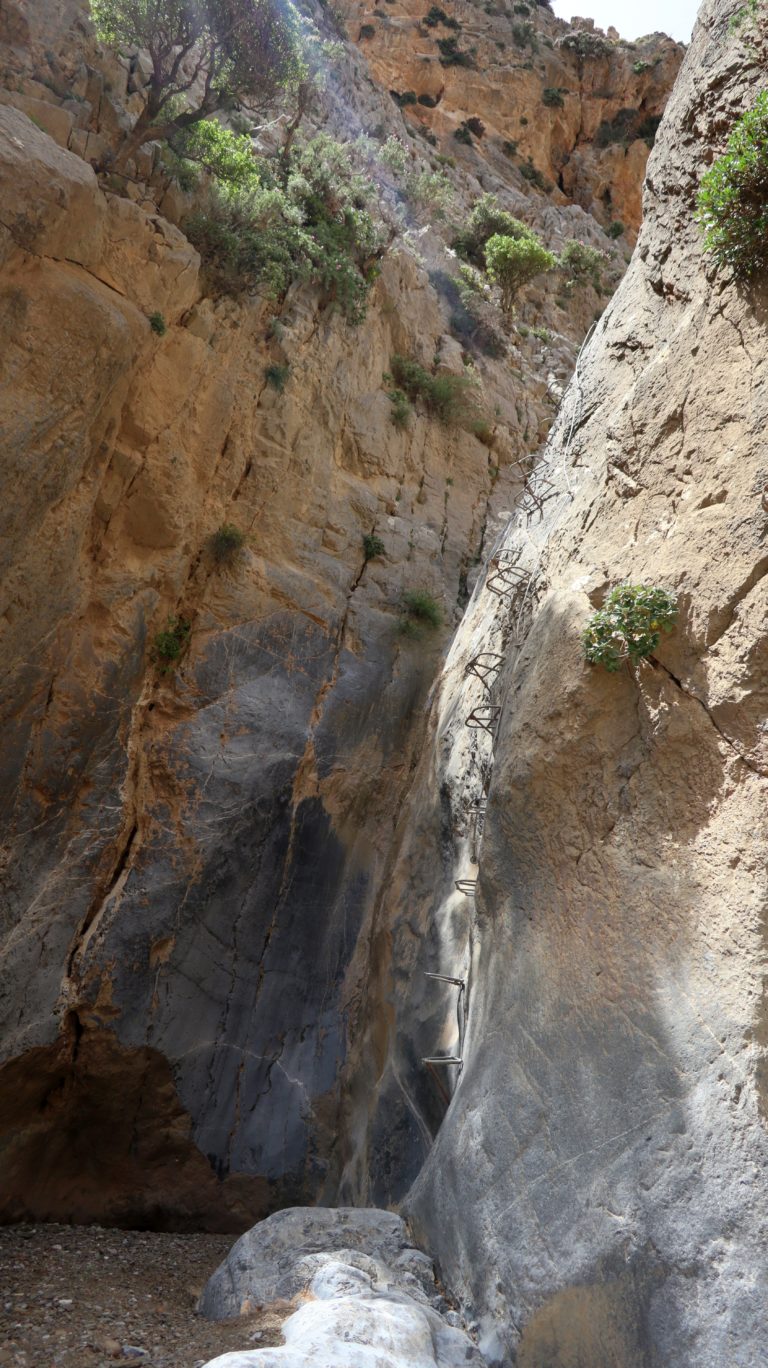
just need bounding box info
[0,1225,288,1368]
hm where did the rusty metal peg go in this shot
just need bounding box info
[487,565,530,597]
[465,651,504,690]
[466,705,501,735]
[424,971,466,988]
[455,878,477,895]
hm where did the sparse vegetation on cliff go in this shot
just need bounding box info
[209,524,246,564]
[387,356,479,424]
[583,585,677,671]
[558,239,604,290]
[184,134,384,321]
[696,91,768,279]
[152,616,191,671]
[485,231,555,311]
[399,590,443,635]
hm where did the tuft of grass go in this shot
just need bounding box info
[265,363,289,393]
[152,616,191,672]
[148,311,167,335]
[363,532,385,560]
[387,387,413,428]
[209,523,246,565]
[399,589,443,636]
[388,354,478,424]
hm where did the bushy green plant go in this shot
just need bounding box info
[209,523,246,563]
[632,58,651,74]
[519,157,552,191]
[360,21,375,36]
[502,138,518,157]
[438,35,475,65]
[696,91,768,279]
[148,311,166,335]
[387,387,413,428]
[363,533,385,560]
[424,4,461,27]
[454,123,474,145]
[400,589,443,633]
[542,87,565,108]
[388,355,478,424]
[485,231,555,311]
[583,584,677,672]
[265,362,289,391]
[595,107,639,148]
[511,20,537,49]
[152,616,191,671]
[185,134,384,321]
[168,120,260,190]
[452,193,528,266]
[559,238,604,289]
[607,220,625,239]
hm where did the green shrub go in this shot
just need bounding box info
[532,325,551,341]
[485,230,555,310]
[400,589,443,633]
[607,220,625,239]
[148,311,166,335]
[265,362,289,392]
[168,120,260,191]
[360,22,376,37]
[185,134,384,322]
[583,585,677,672]
[388,355,478,423]
[519,157,552,191]
[454,124,474,145]
[152,616,191,671]
[542,87,565,108]
[696,91,768,279]
[438,36,475,65]
[559,238,604,289]
[502,138,518,157]
[363,533,385,560]
[209,523,246,564]
[632,58,651,74]
[511,20,537,49]
[424,4,461,27]
[452,193,528,266]
[595,107,639,148]
[388,388,413,427]
[391,88,418,105]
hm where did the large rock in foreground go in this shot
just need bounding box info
[199,1208,486,1368]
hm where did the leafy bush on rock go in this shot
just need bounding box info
[583,585,677,672]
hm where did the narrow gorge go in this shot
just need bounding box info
[0,0,765,1363]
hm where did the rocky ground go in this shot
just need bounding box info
[0,1225,287,1368]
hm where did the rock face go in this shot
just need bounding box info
[0,0,681,1228]
[336,0,683,239]
[198,1209,486,1368]
[332,0,768,1362]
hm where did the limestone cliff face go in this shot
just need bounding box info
[335,1,768,1362]
[0,0,681,1234]
[336,0,682,239]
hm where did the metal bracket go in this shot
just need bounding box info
[466,705,501,735]
[421,1056,463,1066]
[465,651,504,693]
[424,971,466,988]
[454,878,477,895]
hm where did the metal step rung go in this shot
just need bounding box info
[421,1056,463,1065]
[455,878,477,895]
[424,971,466,988]
[465,651,504,689]
[466,706,501,735]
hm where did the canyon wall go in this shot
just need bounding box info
[0,0,681,1228]
[335,1,767,1362]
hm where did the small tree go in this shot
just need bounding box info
[91,0,305,166]
[484,231,555,311]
